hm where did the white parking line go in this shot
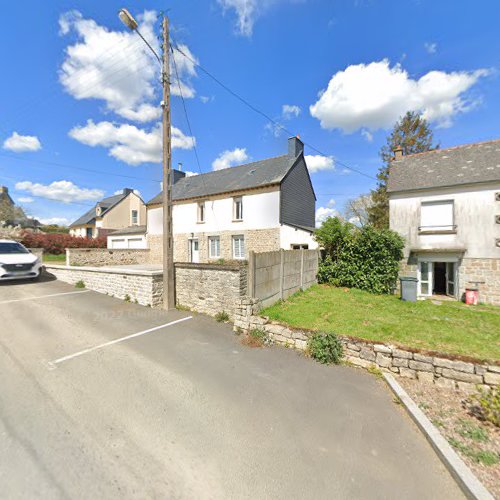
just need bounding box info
[0,290,90,305]
[49,316,193,367]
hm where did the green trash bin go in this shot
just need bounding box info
[400,276,418,302]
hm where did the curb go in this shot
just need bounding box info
[383,373,493,500]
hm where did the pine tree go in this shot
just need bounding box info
[368,111,438,228]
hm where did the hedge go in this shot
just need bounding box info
[21,231,107,255]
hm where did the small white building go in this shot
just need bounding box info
[107,225,148,249]
[388,140,500,305]
[146,137,318,263]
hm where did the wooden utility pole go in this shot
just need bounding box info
[161,15,175,310]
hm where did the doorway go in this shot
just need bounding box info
[189,239,199,263]
[418,261,457,298]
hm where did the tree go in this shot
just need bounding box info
[0,198,25,223]
[344,194,372,227]
[368,111,438,229]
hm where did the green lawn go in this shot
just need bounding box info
[262,285,500,361]
[42,253,66,263]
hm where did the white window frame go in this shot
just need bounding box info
[131,209,138,225]
[419,200,454,233]
[232,235,245,260]
[233,197,243,221]
[208,236,220,258]
[197,202,205,223]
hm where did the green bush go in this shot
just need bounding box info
[75,280,85,289]
[315,217,404,294]
[308,332,343,364]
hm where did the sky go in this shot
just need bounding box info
[0,0,498,227]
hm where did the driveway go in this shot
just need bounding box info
[0,276,463,499]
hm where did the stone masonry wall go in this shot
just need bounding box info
[175,263,247,319]
[66,248,151,267]
[148,229,281,265]
[233,297,500,392]
[46,265,163,307]
[459,258,500,306]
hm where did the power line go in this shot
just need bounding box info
[0,152,161,183]
[172,44,376,181]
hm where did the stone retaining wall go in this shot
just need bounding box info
[66,248,151,267]
[175,262,247,319]
[46,264,163,307]
[233,297,499,392]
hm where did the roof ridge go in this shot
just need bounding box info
[399,139,500,160]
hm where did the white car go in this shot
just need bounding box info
[0,239,43,282]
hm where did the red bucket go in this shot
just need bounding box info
[465,288,479,305]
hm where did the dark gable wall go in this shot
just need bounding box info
[280,156,316,229]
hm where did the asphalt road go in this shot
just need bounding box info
[0,275,463,499]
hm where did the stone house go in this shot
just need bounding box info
[145,136,318,263]
[388,139,500,305]
[69,188,146,239]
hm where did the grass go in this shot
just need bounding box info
[448,438,499,466]
[42,253,66,263]
[262,284,500,360]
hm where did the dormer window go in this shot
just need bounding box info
[197,202,205,223]
[233,197,243,221]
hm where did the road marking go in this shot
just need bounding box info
[49,316,193,367]
[0,290,90,305]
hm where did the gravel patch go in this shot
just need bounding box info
[399,378,500,498]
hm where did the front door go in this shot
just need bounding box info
[446,262,456,297]
[418,261,432,296]
[189,239,199,263]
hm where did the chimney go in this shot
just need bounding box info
[393,145,403,160]
[173,169,186,184]
[177,162,183,171]
[288,135,304,160]
[123,188,134,195]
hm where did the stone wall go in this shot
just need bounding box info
[148,229,281,264]
[175,262,247,319]
[233,298,499,392]
[459,258,500,305]
[46,264,163,307]
[66,248,151,267]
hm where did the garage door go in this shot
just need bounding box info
[111,239,126,249]
[128,238,144,249]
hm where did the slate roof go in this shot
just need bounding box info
[108,225,146,236]
[387,140,500,193]
[147,155,293,205]
[70,193,128,227]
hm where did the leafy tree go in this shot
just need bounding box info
[368,111,438,229]
[314,216,354,260]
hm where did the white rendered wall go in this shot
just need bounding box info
[279,224,318,249]
[148,190,281,235]
[107,234,147,249]
[389,184,500,258]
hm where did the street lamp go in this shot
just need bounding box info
[119,8,175,311]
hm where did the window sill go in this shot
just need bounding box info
[232,219,243,223]
[418,229,457,235]
[196,221,205,224]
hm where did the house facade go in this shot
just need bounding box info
[146,137,317,263]
[69,188,146,238]
[388,140,500,305]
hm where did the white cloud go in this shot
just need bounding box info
[3,132,42,152]
[361,129,373,142]
[327,198,336,207]
[69,120,194,166]
[38,217,72,226]
[315,206,339,227]
[212,148,249,170]
[310,59,489,132]
[217,0,299,36]
[114,189,141,197]
[59,11,198,123]
[17,197,34,203]
[305,154,335,173]
[282,104,301,119]
[185,171,198,177]
[424,42,437,54]
[15,180,104,204]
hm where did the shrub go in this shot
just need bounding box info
[466,386,500,428]
[308,331,343,364]
[20,231,106,255]
[75,280,85,289]
[215,311,230,322]
[315,217,404,294]
[242,328,270,348]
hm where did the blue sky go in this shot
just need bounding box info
[0,0,498,226]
